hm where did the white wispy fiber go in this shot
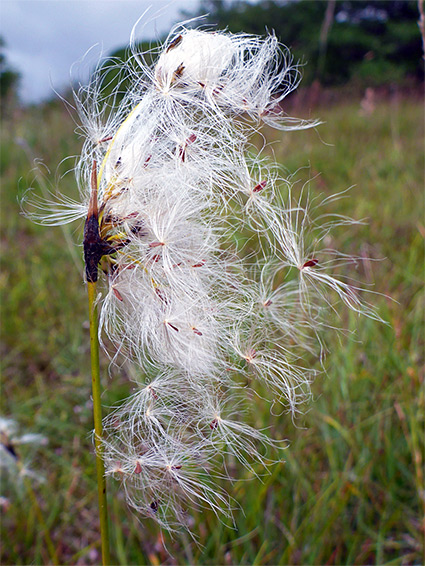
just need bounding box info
[26,23,380,531]
[0,417,48,487]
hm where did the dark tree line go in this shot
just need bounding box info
[185,0,423,86]
[0,38,20,113]
[70,0,424,109]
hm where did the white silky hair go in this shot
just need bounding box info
[26,23,381,530]
[0,417,48,487]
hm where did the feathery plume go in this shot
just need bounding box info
[25,22,380,533]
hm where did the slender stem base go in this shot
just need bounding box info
[87,281,111,566]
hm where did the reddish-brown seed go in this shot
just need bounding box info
[263,299,273,307]
[155,288,168,304]
[253,180,267,193]
[173,63,184,79]
[166,322,179,332]
[210,419,219,429]
[245,349,257,361]
[98,136,113,143]
[112,287,123,301]
[212,85,224,96]
[149,241,164,248]
[143,155,152,168]
[147,386,158,399]
[302,259,319,269]
[192,260,205,268]
[134,461,142,474]
[192,327,203,336]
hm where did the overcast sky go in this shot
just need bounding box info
[1,0,201,104]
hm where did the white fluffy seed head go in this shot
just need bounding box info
[155,30,236,93]
[25,21,380,531]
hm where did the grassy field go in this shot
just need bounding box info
[1,94,423,565]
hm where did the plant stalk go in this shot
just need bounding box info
[87,280,111,565]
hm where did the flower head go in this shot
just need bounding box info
[25,21,380,531]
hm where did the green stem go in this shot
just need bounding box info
[87,281,111,565]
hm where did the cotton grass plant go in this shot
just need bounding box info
[24,20,380,562]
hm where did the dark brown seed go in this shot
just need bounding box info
[166,35,183,52]
[166,322,179,332]
[130,222,146,237]
[134,461,142,474]
[3,442,17,459]
[173,63,184,79]
[150,500,159,512]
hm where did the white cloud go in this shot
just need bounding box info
[1,0,200,103]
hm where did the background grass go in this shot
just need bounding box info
[1,93,423,565]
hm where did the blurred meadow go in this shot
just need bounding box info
[1,89,423,565]
[1,1,424,564]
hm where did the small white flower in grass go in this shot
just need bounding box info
[0,417,47,486]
